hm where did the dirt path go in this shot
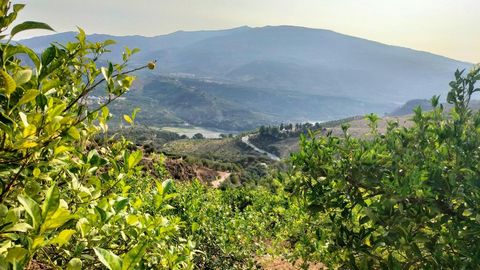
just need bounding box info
[241,135,281,161]
[210,171,231,188]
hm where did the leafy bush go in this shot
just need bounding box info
[291,67,480,268]
[0,2,194,268]
[171,181,308,269]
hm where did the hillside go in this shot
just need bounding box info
[105,76,391,131]
[19,26,471,130]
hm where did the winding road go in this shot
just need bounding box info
[241,135,281,161]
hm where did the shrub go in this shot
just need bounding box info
[291,67,480,268]
[0,2,193,268]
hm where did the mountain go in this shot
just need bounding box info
[389,99,433,116]
[146,26,470,103]
[18,26,472,130]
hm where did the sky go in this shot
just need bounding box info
[12,0,480,63]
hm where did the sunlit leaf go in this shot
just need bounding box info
[94,248,122,270]
[11,21,54,37]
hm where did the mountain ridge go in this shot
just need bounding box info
[17,25,473,130]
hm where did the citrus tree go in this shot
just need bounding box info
[0,1,194,269]
[292,66,480,268]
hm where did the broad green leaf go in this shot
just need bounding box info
[12,4,25,13]
[68,127,80,140]
[17,194,41,230]
[49,229,75,247]
[18,89,39,105]
[101,67,110,81]
[122,243,147,270]
[104,39,116,46]
[53,145,71,156]
[132,108,140,121]
[123,114,133,125]
[0,69,17,96]
[32,236,45,250]
[19,140,38,149]
[5,247,27,263]
[162,179,174,194]
[22,124,36,138]
[5,222,32,232]
[127,150,142,169]
[76,27,86,44]
[11,21,54,37]
[41,207,73,232]
[94,206,107,223]
[94,247,122,270]
[113,198,129,213]
[18,112,28,127]
[41,46,56,67]
[41,184,60,221]
[32,168,40,179]
[13,69,32,85]
[4,45,41,70]
[66,258,82,270]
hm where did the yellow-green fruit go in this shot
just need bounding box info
[147,62,156,70]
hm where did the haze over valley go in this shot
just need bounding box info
[20,25,471,131]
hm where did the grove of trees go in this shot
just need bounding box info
[0,1,479,269]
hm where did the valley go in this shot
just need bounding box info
[3,2,478,266]
[20,25,471,132]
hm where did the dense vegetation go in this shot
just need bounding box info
[292,67,480,268]
[1,2,479,269]
[0,4,295,268]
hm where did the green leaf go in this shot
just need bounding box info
[41,184,60,221]
[113,198,129,213]
[94,248,122,270]
[127,150,142,169]
[5,247,27,264]
[41,207,73,232]
[122,243,147,270]
[41,46,56,67]
[103,39,116,46]
[17,194,41,230]
[162,179,174,194]
[11,21,54,37]
[5,222,32,232]
[0,69,17,97]
[66,258,83,270]
[12,4,25,13]
[101,67,110,81]
[131,108,141,121]
[123,114,133,125]
[68,127,81,140]
[76,27,86,44]
[5,45,41,70]
[13,69,32,85]
[19,112,28,127]
[32,167,41,178]
[18,89,39,106]
[94,206,107,223]
[49,229,76,247]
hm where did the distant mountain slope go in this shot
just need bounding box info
[19,26,472,129]
[19,26,250,63]
[107,77,389,131]
[147,26,470,103]
[389,99,433,116]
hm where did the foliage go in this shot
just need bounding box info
[170,181,308,269]
[191,133,204,140]
[291,66,480,268]
[0,2,194,268]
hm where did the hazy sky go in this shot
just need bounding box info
[12,0,480,62]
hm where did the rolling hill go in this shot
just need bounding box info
[19,26,472,130]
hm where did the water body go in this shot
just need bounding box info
[159,126,234,139]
